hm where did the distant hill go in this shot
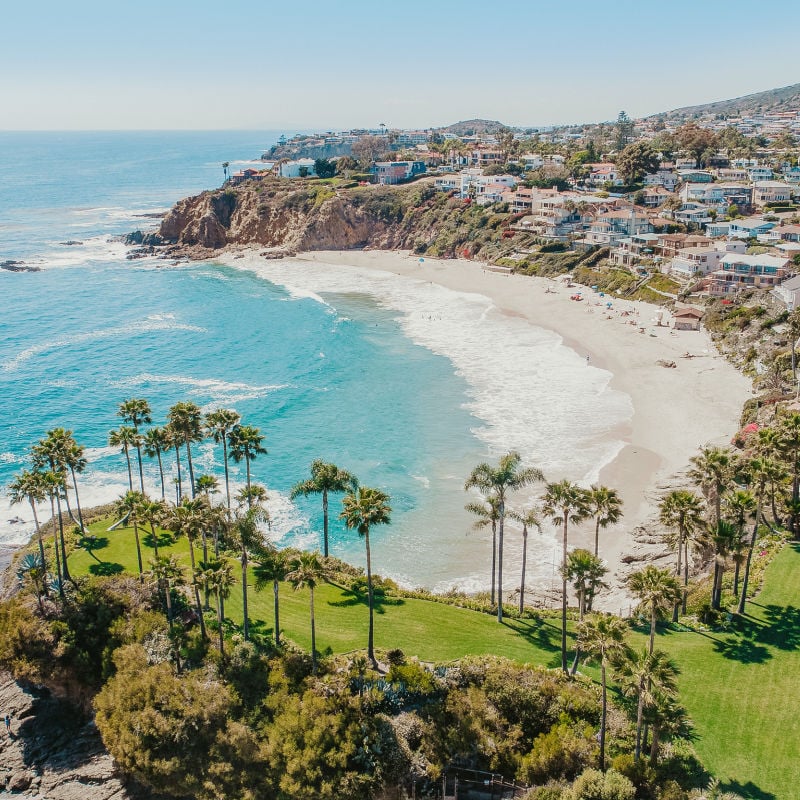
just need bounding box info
[441,119,509,135]
[654,82,800,120]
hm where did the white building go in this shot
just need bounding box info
[278,158,317,178]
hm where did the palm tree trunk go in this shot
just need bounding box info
[150,523,159,560]
[322,489,329,558]
[242,550,249,641]
[634,691,645,762]
[245,451,252,500]
[561,516,569,675]
[124,446,133,492]
[365,528,375,665]
[217,591,225,658]
[497,502,505,623]
[683,540,689,614]
[649,727,661,766]
[30,499,47,582]
[594,518,600,557]
[133,522,143,581]
[156,447,166,500]
[69,466,85,532]
[187,540,207,640]
[733,561,741,597]
[185,442,196,498]
[55,493,71,582]
[135,442,145,493]
[48,496,63,590]
[711,561,722,610]
[174,444,182,503]
[490,521,496,607]
[737,505,761,615]
[600,664,608,772]
[310,586,317,674]
[222,438,231,510]
[202,531,210,609]
[273,578,281,647]
[519,526,527,615]
[649,609,657,655]
[673,529,684,622]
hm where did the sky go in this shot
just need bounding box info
[3,0,800,131]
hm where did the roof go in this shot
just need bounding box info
[673,307,704,318]
[720,253,789,268]
[777,275,800,291]
[754,180,793,188]
[678,246,716,255]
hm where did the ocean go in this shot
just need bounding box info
[0,131,632,592]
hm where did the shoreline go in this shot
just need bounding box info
[222,247,752,607]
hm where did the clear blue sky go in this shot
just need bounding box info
[3,0,799,130]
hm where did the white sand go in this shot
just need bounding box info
[281,249,752,607]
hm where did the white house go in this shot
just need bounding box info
[278,158,317,178]
[728,218,777,238]
[752,181,794,206]
[773,274,800,310]
[669,246,722,279]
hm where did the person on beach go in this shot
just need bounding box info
[586,355,590,365]
[4,714,10,733]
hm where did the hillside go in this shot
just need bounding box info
[440,118,509,135]
[654,81,800,120]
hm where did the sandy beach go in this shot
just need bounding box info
[260,249,752,607]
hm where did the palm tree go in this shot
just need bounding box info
[291,460,356,558]
[62,435,88,533]
[688,446,735,528]
[143,427,170,500]
[164,424,184,502]
[465,452,544,622]
[228,425,267,501]
[8,469,48,578]
[41,469,66,589]
[16,553,47,612]
[777,412,800,534]
[340,486,392,665]
[737,456,773,615]
[164,497,210,640]
[659,489,705,619]
[32,429,83,543]
[137,496,168,560]
[586,485,623,558]
[708,520,739,610]
[198,557,235,658]
[205,408,241,510]
[254,546,289,647]
[725,489,755,597]
[625,565,681,655]
[287,551,326,674]
[148,554,185,670]
[232,505,268,641]
[115,491,146,580]
[645,691,689,767]
[109,426,139,492]
[222,161,230,182]
[563,548,608,621]
[465,497,500,606]
[195,474,219,500]
[118,398,152,492]
[577,613,628,771]
[615,647,679,762]
[167,402,204,497]
[508,506,541,614]
[543,479,591,673]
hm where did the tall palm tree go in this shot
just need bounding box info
[118,398,152,492]
[147,554,185,671]
[562,548,608,621]
[625,565,681,655]
[291,460,356,558]
[586,485,623,558]
[8,469,48,578]
[340,486,392,665]
[465,496,501,606]
[228,425,267,502]
[137,496,168,560]
[205,408,241,511]
[688,446,735,528]
[109,426,139,492]
[32,429,83,537]
[615,647,679,762]
[61,435,88,533]
[41,469,66,589]
[737,456,773,615]
[198,557,235,658]
[508,506,541,614]
[708,520,739,610]
[167,402,204,497]
[287,551,326,674]
[254,546,289,647]
[725,489,755,597]
[465,452,544,622]
[164,424,184,503]
[143,427,170,500]
[577,613,628,771]
[659,489,705,619]
[115,491,146,580]
[195,474,219,500]
[777,412,800,534]
[232,505,268,641]
[543,479,591,674]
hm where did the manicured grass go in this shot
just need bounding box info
[65,519,800,797]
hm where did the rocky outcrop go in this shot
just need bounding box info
[0,673,153,799]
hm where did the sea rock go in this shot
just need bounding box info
[58,241,83,246]
[1,260,41,273]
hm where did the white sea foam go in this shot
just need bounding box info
[2,320,207,372]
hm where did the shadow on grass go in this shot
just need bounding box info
[88,562,124,576]
[78,535,108,563]
[712,635,771,664]
[143,531,174,550]
[500,616,564,667]
[326,585,405,615]
[720,779,777,800]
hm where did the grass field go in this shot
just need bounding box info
[65,519,800,798]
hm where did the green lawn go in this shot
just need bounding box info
[65,520,800,798]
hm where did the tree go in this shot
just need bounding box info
[143,427,170,500]
[659,489,705,619]
[615,111,635,152]
[222,161,230,181]
[291,460,356,558]
[165,424,184,503]
[543,480,591,673]
[228,425,267,502]
[616,141,660,184]
[708,520,739,610]
[167,402,204,497]
[314,158,336,179]
[577,614,628,771]
[508,506,541,614]
[465,497,500,606]
[674,121,718,167]
[340,486,392,664]
[231,505,268,641]
[777,412,800,534]
[118,398,152,492]
[586,485,623,558]
[8,469,48,579]
[137,496,167,560]
[563,549,608,621]
[465,452,544,622]
[40,470,67,589]
[254,546,289,647]
[615,647,679,762]
[725,489,755,597]
[287,551,326,674]
[205,408,241,510]
[625,566,681,655]
[688,446,735,528]
[32,428,86,534]
[16,553,46,612]
[198,558,235,658]
[352,135,386,168]
[109,426,139,492]
[737,456,774,615]
[148,554,185,669]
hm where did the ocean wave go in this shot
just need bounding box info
[2,320,207,372]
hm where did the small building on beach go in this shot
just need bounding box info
[672,306,704,330]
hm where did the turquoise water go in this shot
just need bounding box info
[0,132,492,586]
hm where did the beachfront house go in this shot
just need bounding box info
[672,306,704,330]
[669,246,722,279]
[708,253,790,297]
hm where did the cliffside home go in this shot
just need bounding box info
[728,218,777,239]
[752,181,794,206]
[373,160,426,185]
[708,253,790,297]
